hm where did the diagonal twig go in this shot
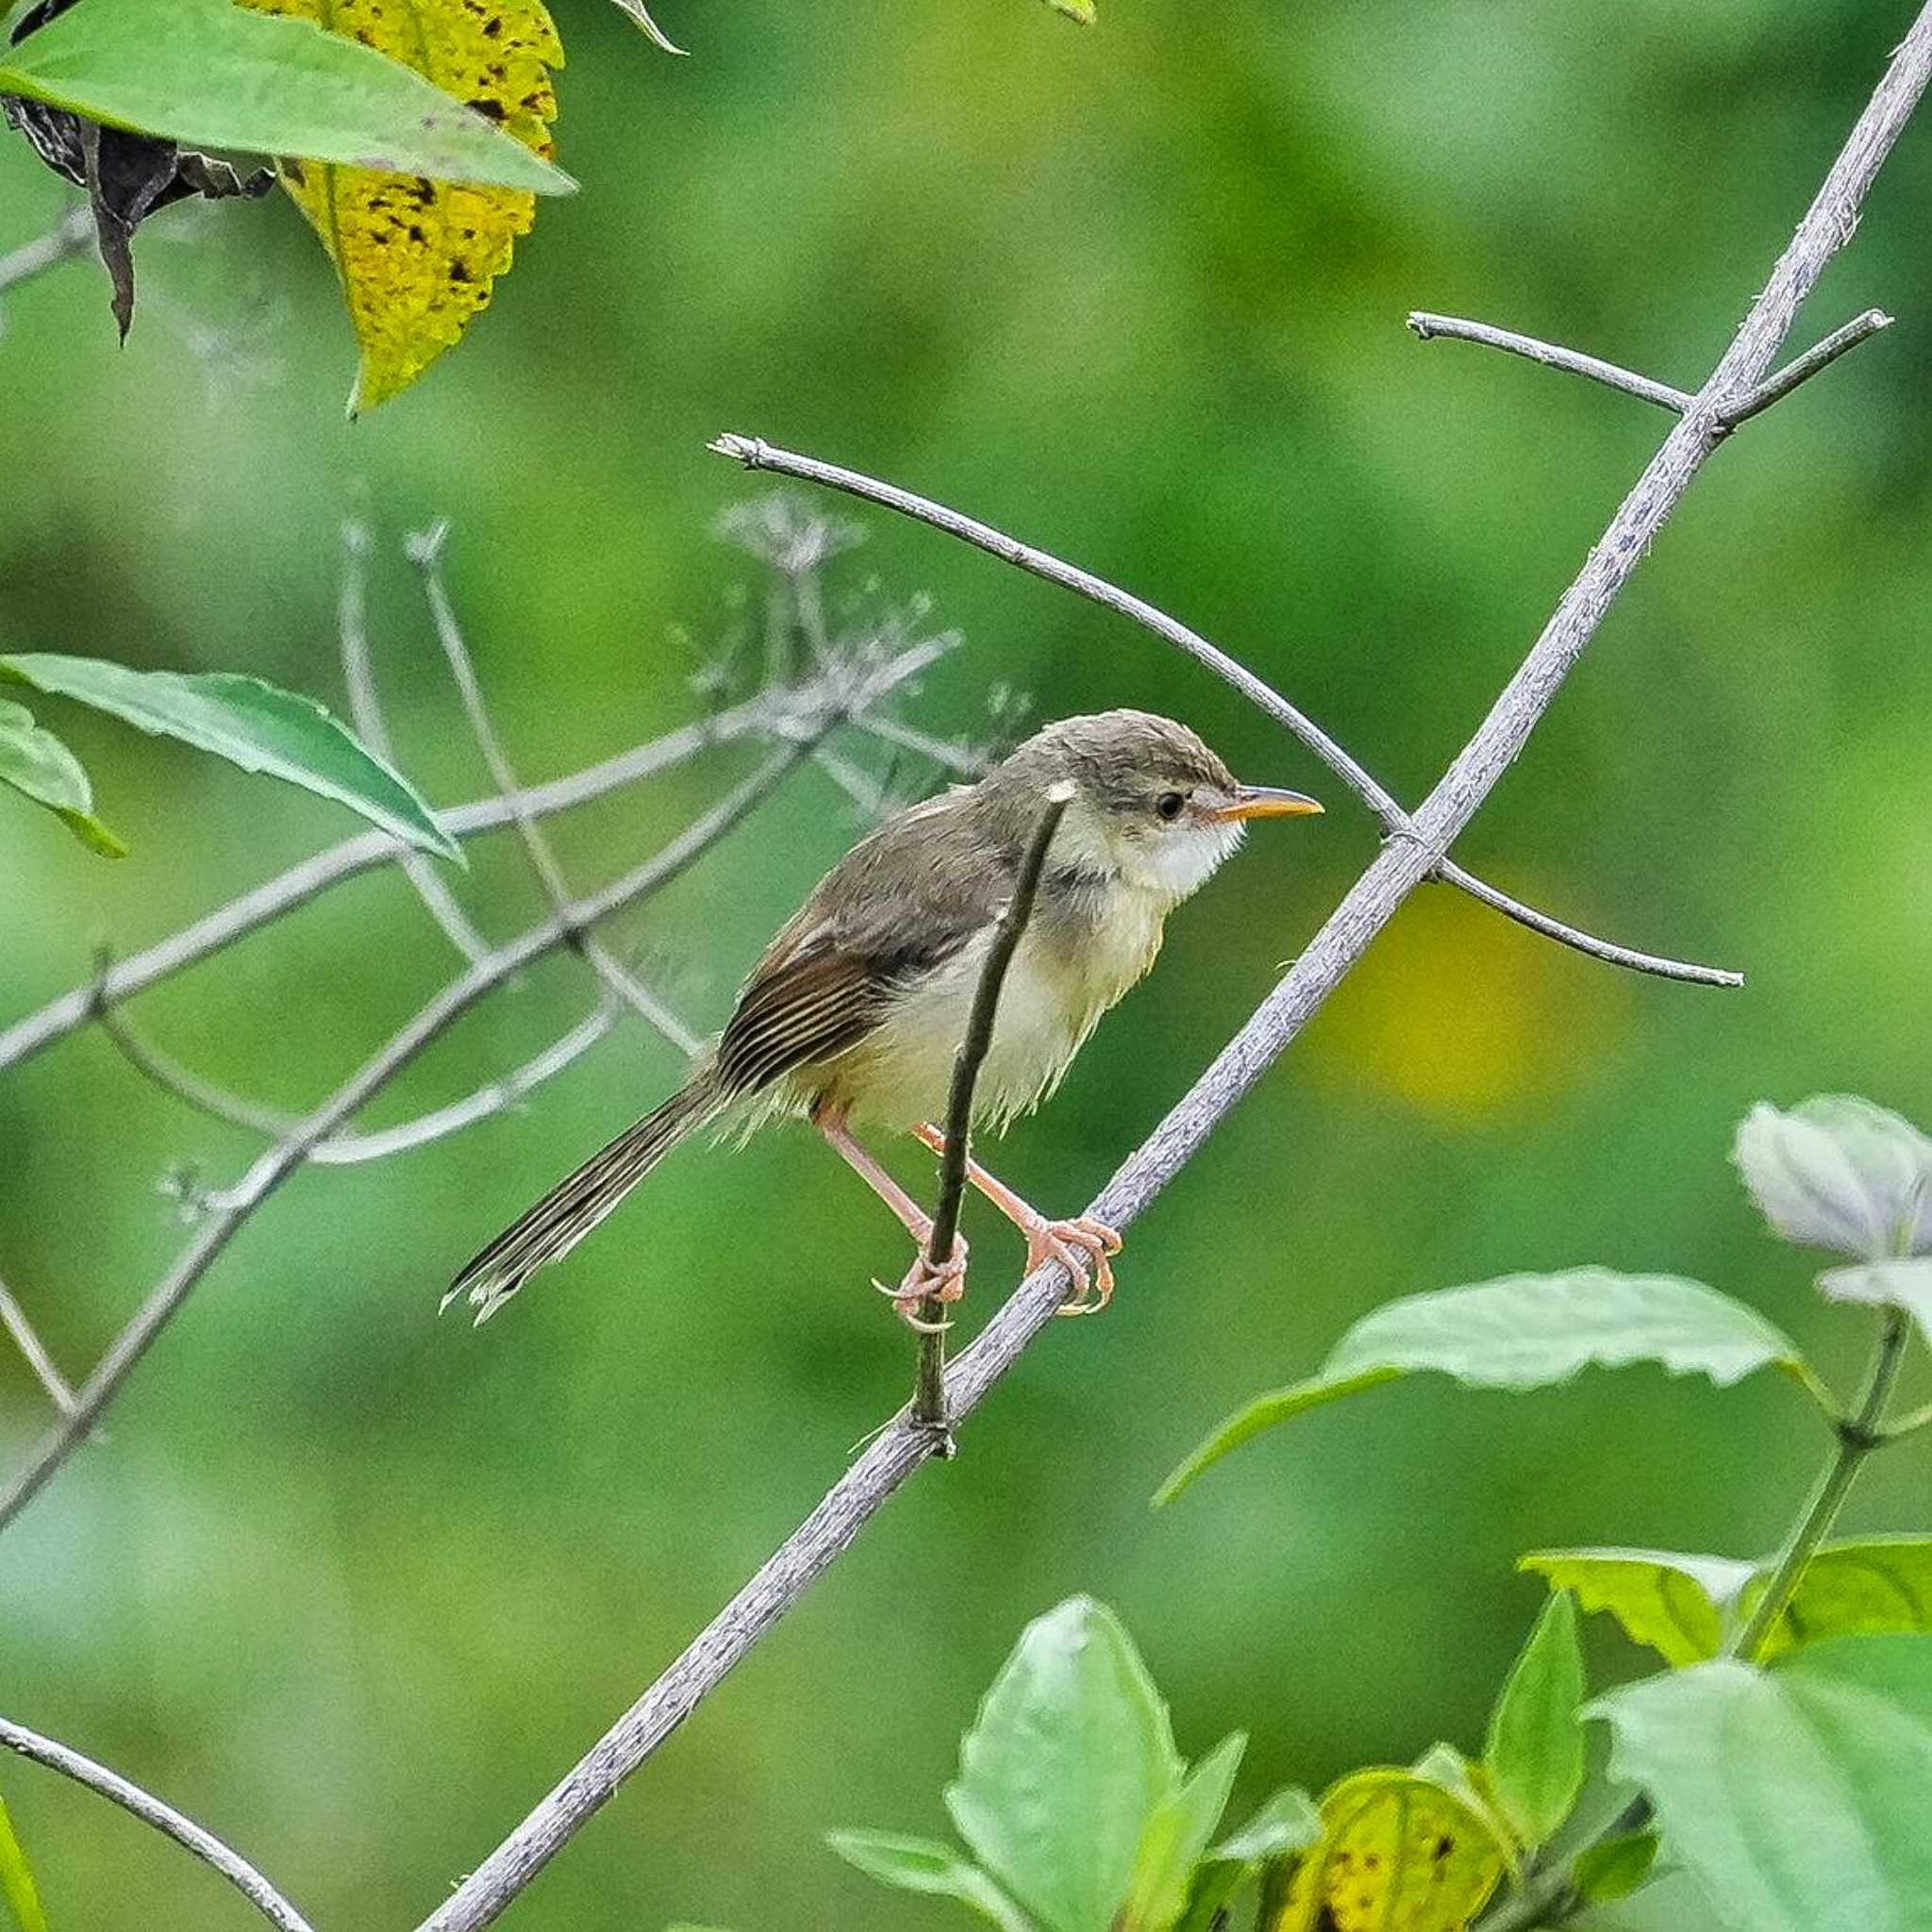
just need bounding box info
[0,1275,76,1417]
[1721,306,1894,425]
[0,631,957,1076]
[405,518,704,1058]
[0,1716,315,1932]
[0,748,811,1538]
[421,14,1932,1923]
[1407,304,1894,430]
[1407,311,1695,412]
[0,204,93,301]
[709,434,1743,991]
[94,964,628,1168]
[338,514,494,964]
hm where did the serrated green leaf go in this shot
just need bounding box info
[1122,1733,1244,1932]
[0,0,572,191]
[1484,1592,1587,1844]
[1733,1096,1932,1261]
[0,695,126,856]
[946,1596,1179,1932]
[0,1796,49,1932]
[0,653,458,862]
[1527,1540,1932,1668]
[1158,1272,1805,1505]
[825,1832,1035,1931]
[1590,1634,1932,1932]
[1573,1830,1660,1905]
[1521,1548,1753,1666]
[1818,1259,1932,1349]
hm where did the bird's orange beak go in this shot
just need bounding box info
[1209,784,1324,824]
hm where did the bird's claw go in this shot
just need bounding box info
[878,1235,969,1329]
[1027,1215,1123,1315]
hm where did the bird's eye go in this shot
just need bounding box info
[1155,791,1186,822]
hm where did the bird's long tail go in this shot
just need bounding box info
[442,1067,726,1325]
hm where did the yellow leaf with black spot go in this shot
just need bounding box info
[1269,1771,1507,1932]
[240,0,561,410]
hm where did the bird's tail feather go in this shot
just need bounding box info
[443,1069,724,1325]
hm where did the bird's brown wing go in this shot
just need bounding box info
[714,795,1011,1097]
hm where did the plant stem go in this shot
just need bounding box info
[1729,1307,1911,1658]
[913,787,1074,1432]
[1478,1307,1916,1932]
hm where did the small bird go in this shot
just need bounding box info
[445,709,1321,1327]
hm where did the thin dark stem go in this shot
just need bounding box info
[424,14,1932,1922]
[914,786,1075,1431]
[0,632,956,1074]
[1406,311,1695,413]
[0,1717,316,1932]
[0,749,810,1538]
[708,436,1741,991]
[1732,1307,1910,1657]
[1720,307,1894,425]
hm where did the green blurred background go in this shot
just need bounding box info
[3,0,1930,1925]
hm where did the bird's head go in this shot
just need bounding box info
[992,708,1323,903]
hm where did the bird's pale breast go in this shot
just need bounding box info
[793,876,1168,1132]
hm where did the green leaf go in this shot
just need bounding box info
[1521,1549,1753,1666]
[1175,1787,1322,1932]
[1157,1272,1805,1505]
[1527,1540,1932,1667]
[1484,1592,1588,1844]
[1818,1259,1932,1350]
[1591,1633,1932,1932]
[945,1596,1179,1932]
[1748,1537,1932,1659]
[0,0,573,192]
[1733,1096,1932,1261]
[0,653,459,863]
[1211,1786,1323,1865]
[0,695,126,856]
[0,1796,49,1932]
[1045,0,1097,21]
[1573,1830,1661,1905]
[825,1833,1036,1931]
[1121,1733,1244,1932]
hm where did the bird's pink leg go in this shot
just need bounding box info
[814,1106,968,1328]
[910,1124,1123,1315]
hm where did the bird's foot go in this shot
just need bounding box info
[875,1235,969,1331]
[1025,1215,1124,1315]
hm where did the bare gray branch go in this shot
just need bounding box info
[430,17,1931,1921]
[0,1716,317,1932]
[338,515,494,963]
[709,435,1741,990]
[405,518,704,1058]
[1406,311,1694,412]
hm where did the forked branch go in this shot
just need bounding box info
[708,435,1741,990]
[421,11,1932,1928]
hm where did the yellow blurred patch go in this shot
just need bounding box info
[1306,883,1624,1121]
[1271,1771,1507,1932]
[242,0,562,410]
